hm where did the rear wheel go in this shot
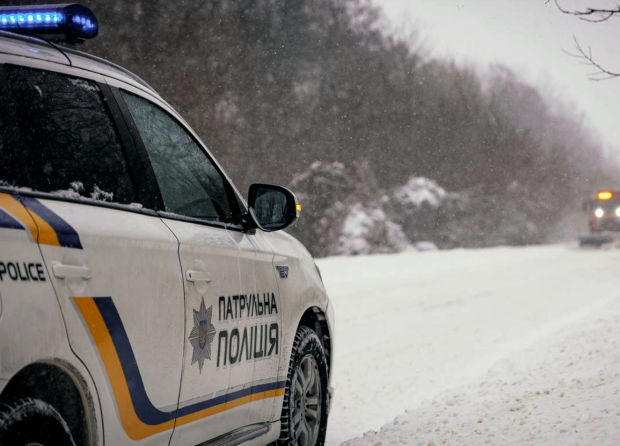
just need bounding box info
[278,326,329,446]
[0,397,75,446]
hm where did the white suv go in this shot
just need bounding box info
[0,5,334,446]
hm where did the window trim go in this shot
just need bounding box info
[106,85,165,211]
[114,86,247,232]
[0,186,162,219]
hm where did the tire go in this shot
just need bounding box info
[278,326,329,446]
[0,397,75,446]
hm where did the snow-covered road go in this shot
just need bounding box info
[316,245,620,445]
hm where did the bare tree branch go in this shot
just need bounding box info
[550,0,620,22]
[546,2,620,80]
[563,36,620,81]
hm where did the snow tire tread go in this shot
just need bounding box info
[277,325,329,446]
[0,396,75,446]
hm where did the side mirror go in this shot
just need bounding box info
[247,183,300,232]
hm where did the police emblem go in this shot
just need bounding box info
[188,297,216,373]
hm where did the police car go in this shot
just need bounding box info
[0,4,334,446]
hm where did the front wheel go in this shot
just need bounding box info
[0,397,75,446]
[278,326,329,446]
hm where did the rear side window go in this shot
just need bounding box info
[0,66,137,204]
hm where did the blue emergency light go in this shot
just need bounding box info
[0,4,98,43]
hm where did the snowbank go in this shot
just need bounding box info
[343,295,620,445]
[318,245,620,445]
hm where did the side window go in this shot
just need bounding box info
[121,91,236,224]
[0,66,137,204]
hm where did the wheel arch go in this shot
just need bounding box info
[297,306,332,375]
[0,359,98,446]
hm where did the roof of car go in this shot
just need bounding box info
[0,30,159,97]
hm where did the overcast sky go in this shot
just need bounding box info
[375,0,620,157]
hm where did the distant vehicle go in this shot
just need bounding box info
[0,4,333,446]
[579,190,620,247]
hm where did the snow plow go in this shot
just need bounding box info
[580,190,620,247]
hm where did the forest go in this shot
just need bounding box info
[19,0,620,256]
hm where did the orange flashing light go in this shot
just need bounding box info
[598,191,613,200]
[296,204,302,212]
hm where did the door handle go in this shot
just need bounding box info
[186,270,211,283]
[52,262,92,280]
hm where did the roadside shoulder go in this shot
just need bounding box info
[343,296,620,446]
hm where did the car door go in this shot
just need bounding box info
[0,64,186,445]
[228,230,284,427]
[117,88,251,444]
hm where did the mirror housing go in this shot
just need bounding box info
[247,183,300,232]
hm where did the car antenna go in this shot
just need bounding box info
[12,24,73,67]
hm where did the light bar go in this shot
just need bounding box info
[0,4,98,43]
[598,191,613,201]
